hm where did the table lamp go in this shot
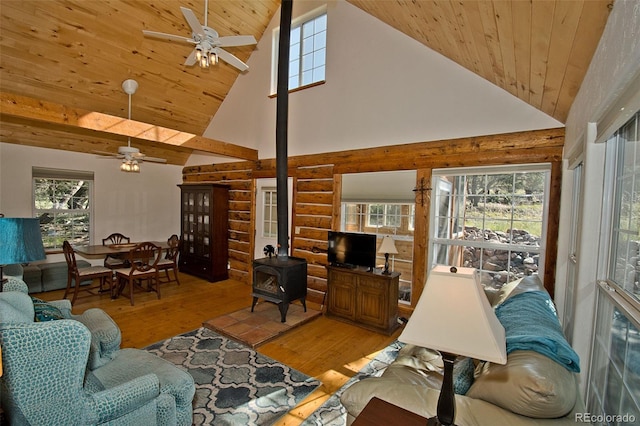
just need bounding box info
[378,235,398,274]
[0,218,46,291]
[398,265,506,425]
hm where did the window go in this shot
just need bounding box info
[367,204,401,228]
[273,7,326,92]
[431,166,550,287]
[262,188,277,238]
[33,167,93,250]
[341,201,414,303]
[588,110,640,421]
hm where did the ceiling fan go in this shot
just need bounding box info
[94,79,167,173]
[142,0,257,71]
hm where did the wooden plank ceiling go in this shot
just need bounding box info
[0,1,612,165]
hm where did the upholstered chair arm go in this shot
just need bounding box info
[71,308,122,370]
[88,373,164,424]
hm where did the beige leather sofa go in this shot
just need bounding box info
[340,275,583,425]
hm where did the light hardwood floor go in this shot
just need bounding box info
[37,272,401,425]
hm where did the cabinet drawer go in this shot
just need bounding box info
[358,277,385,290]
[329,270,357,285]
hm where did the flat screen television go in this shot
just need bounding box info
[328,231,377,270]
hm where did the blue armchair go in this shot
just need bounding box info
[0,279,195,425]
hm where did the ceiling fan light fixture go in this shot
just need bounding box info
[132,160,140,173]
[210,51,218,65]
[200,54,209,68]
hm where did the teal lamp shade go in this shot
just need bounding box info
[0,218,46,264]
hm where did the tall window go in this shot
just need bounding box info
[262,188,278,238]
[589,110,640,421]
[273,7,326,92]
[33,167,93,250]
[431,166,550,287]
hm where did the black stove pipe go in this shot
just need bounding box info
[276,0,293,258]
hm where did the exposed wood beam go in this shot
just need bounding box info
[0,92,258,161]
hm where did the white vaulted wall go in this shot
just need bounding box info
[203,0,561,159]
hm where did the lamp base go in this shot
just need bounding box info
[426,417,457,426]
[382,253,391,274]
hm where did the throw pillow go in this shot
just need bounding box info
[31,296,65,321]
[453,356,475,395]
[466,350,577,418]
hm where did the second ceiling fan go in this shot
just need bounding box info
[143,0,257,71]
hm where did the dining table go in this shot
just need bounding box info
[73,241,170,257]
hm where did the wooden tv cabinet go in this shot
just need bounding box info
[325,266,400,335]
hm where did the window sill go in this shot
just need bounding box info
[268,80,325,98]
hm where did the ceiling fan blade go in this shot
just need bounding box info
[93,150,122,158]
[180,7,205,39]
[184,49,197,66]
[142,156,168,164]
[216,48,249,72]
[217,35,257,47]
[142,30,195,44]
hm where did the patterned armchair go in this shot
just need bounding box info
[0,278,195,425]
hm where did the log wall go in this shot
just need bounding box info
[182,127,565,309]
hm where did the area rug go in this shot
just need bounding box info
[145,327,321,425]
[301,340,404,426]
[203,301,322,348]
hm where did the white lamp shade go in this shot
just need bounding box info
[378,235,398,254]
[399,265,507,364]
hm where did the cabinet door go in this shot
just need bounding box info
[356,277,387,329]
[195,189,211,258]
[328,271,357,320]
[181,190,196,257]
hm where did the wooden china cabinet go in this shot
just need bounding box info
[178,183,229,282]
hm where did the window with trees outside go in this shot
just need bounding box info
[588,110,640,421]
[431,165,550,288]
[341,202,414,304]
[33,167,93,250]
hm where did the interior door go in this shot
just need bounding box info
[254,178,293,259]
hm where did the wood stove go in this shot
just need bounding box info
[252,256,307,322]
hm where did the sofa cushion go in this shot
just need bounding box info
[466,350,578,418]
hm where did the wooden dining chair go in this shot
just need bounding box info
[102,233,131,269]
[115,242,162,306]
[62,241,113,305]
[157,234,180,286]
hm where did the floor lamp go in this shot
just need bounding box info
[398,265,507,425]
[0,218,46,291]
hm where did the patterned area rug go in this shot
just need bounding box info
[145,327,321,425]
[301,340,404,426]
